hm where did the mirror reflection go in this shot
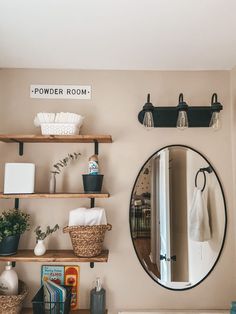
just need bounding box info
[130,146,226,290]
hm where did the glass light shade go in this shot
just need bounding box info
[209,111,221,131]
[143,111,154,129]
[176,110,188,130]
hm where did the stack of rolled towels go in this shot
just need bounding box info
[68,207,107,226]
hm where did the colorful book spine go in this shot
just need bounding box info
[64,266,80,310]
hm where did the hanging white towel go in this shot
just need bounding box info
[69,207,107,226]
[189,188,211,242]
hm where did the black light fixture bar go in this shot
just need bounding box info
[138,93,223,128]
[138,106,213,127]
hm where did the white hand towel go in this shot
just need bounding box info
[68,207,107,226]
[69,208,87,226]
[189,188,211,242]
[85,207,107,226]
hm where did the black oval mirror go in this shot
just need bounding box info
[130,145,227,290]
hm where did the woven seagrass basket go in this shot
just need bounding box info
[63,224,112,257]
[0,280,28,314]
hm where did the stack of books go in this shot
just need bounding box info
[43,280,68,313]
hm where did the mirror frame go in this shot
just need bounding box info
[129,144,227,291]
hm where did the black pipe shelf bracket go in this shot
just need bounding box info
[14,198,19,210]
[94,140,99,155]
[11,140,24,156]
[138,93,223,128]
[90,198,95,208]
[90,262,94,268]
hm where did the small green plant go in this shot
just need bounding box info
[0,209,30,242]
[51,152,81,175]
[34,224,59,242]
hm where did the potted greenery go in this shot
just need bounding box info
[34,224,59,256]
[0,209,30,256]
[49,152,81,193]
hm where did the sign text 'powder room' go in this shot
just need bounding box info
[30,85,91,99]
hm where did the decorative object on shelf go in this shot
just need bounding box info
[4,163,35,194]
[83,154,103,193]
[32,283,72,314]
[138,93,223,129]
[83,174,104,193]
[49,172,57,194]
[88,154,99,175]
[34,224,59,256]
[51,152,81,175]
[34,240,46,257]
[63,224,112,257]
[34,112,84,135]
[0,262,18,295]
[0,209,30,256]
[90,277,106,314]
[0,280,28,314]
[50,152,81,193]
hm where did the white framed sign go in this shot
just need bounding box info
[30,85,91,99]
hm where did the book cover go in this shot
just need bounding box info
[64,265,80,310]
[41,265,65,286]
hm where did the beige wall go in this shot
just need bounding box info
[0,69,234,312]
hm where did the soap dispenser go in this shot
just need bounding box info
[90,277,106,314]
[0,261,18,295]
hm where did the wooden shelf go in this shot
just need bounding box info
[0,249,109,262]
[0,134,112,143]
[22,309,107,313]
[0,192,110,199]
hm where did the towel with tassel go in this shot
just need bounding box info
[68,207,107,226]
[189,188,211,242]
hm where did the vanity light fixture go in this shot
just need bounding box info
[176,93,189,130]
[138,93,223,129]
[142,93,154,129]
[209,93,223,131]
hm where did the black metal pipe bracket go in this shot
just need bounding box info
[94,140,99,155]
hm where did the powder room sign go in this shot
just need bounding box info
[30,85,91,99]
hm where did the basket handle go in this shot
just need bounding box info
[107,223,112,231]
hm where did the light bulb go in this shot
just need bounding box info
[143,111,154,129]
[209,111,221,131]
[176,110,188,130]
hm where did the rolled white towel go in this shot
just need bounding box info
[85,207,107,225]
[69,207,87,226]
[68,207,107,226]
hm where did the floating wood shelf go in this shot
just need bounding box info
[0,134,112,143]
[0,249,109,263]
[22,309,108,314]
[0,192,110,199]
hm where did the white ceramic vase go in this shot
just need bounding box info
[34,240,46,256]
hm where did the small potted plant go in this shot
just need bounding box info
[0,209,30,256]
[49,152,81,193]
[34,224,59,256]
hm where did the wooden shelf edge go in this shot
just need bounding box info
[0,249,109,262]
[22,308,108,313]
[0,134,112,143]
[0,192,110,199]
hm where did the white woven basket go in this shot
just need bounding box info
[41,123,81,135]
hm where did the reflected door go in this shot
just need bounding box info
[159,149,171,282]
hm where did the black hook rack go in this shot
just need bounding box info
[195,166,213,192]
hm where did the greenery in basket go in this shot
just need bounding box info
[0,209,30,242]
[34,224,59,242]
[51,152,81,175]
